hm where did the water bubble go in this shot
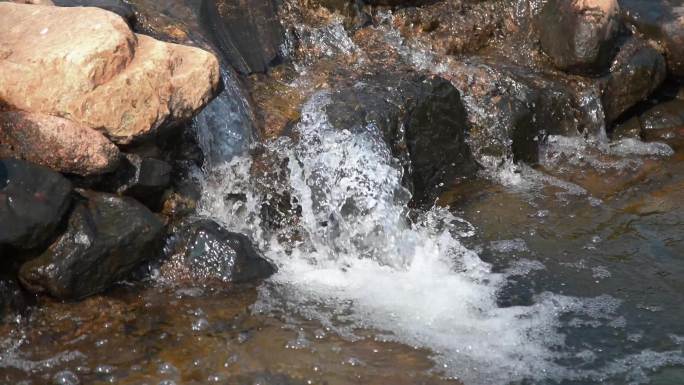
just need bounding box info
[191,318,209,332]
[52,370,80,385]
[94,365,114,375]
[157,362,178,375]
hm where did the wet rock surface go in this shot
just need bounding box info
[538,0,620,73]
[101,153,172,209]
[52,0,135,24]
[0,111,121,176]
[326,72,478,205]
[600,37,667,123]
[200,0,285,74]
[162,218,276,285]
[0,276,29,321]
[619,0,684,76]
[0,159,72,251]
[18,190,164,299]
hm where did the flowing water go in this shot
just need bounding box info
[2,8,684,385]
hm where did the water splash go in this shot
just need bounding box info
[198,92,626,384]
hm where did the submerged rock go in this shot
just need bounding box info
[162,218,276,285]
[200,0,285,74]
[600,37,667,123]
[19,190,164,299]
[538,0,620,73]
[0,3,221,145]
[0,159,72,250]
[0,111,120,176]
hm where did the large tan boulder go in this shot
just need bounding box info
[0,111,120,176]
[0,3,221,144]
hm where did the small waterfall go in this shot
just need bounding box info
[197,91,580,384]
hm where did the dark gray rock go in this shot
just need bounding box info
[53,0,135,25]
[538,0,620,73]
[107,153,172,209]
[164,218,276,284]
[0,159,72,250]
[619,0,684,76]
[0,276,28,321]
[325,72,478,205]
[600,37,667,123]
[200,0,285,74]
[19,190,164,300]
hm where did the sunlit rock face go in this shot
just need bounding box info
[0,111,120,176]
[0,2,221,145]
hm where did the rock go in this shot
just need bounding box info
[308,0,370,30]
[611,115,642,139]
[18,190,164,299]
[538,0,620,73]
[161,218,276,284]
[0,276,29,320]
[325,71,478,205]
[600,37,667,123]
[440,59,591,165]
[200,0,285,74]
[101,153,172,208]
[0,111,120,176]
[0,3,221,145]
[127,0,213,46]
[0,159,72,250]
[52,0,135,25]
[363,0,431,5]
[640,99,684,131]
[392,0,510,56]
[619,0,684,76]
[7,0,54,4]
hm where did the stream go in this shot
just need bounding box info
[1,1,684,384]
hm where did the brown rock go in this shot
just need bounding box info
[0,111,120,176]
[620,0,684,77]
[0,3,221,144]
